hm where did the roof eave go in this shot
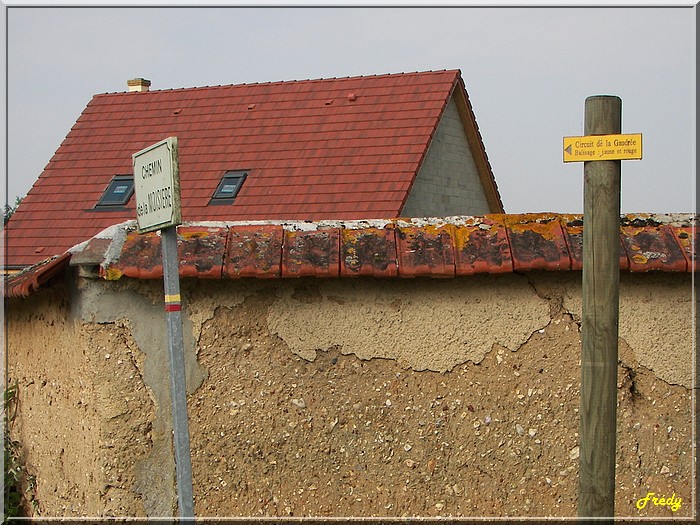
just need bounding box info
[4,252,72,298]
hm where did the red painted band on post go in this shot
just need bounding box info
[165,303,182,312]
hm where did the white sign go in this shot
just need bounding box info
[133,137,182,233]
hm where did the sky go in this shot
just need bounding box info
[3,2,697,215]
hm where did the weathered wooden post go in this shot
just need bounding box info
[563,96,642,520]
[579,95,621,519]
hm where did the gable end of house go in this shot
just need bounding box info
[401,93,493,217]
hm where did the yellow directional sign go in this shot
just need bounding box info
[563,133,642,162]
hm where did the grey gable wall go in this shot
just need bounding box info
[401,94,490,217]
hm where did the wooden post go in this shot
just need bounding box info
[578,95,621,519]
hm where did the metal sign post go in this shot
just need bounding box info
[161,225,195,521]
[564,97,642,520]
[133,137,194,521]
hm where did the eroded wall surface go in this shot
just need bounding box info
[6,285,153,516]
[6,272,694,518]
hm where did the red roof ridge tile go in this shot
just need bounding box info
[4,213,696,298]
[95,69,462,97]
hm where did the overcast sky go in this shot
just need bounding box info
[3,3,696,215]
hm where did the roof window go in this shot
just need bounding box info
[95,175,134,208]
[210,171,247,204]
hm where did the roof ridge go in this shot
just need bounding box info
[94,69,461,97]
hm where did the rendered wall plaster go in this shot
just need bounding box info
[5,285,156,516]
[181,279,266,344]
[74,278,208,517]
[6,272,694,518]
[551,272,694,388]
[267,274,551,371]
[188,281,693,518]
[6,287,105,515]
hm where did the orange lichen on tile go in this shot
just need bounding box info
[504,214,571,271]
[454,217,512,275]
[177,226,228,279]
[225,225,283,278]
[340,227,397,277]
[101,267,123,281]
[621,225,687,272]
[503,213,563,240]
[107,231,164,279]
[7,215,695,300]
[282,228,340,277]
[558,215,584,271]
[395,223,455,277]
[669,226,696,272]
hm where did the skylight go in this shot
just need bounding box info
[95,175,134,208]
[210,171,247,204]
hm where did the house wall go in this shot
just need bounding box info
[6,272,694,519]
[401,96,490,217]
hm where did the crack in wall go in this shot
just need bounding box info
[526,271,693,389]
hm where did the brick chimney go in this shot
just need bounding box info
[127,78,151,92]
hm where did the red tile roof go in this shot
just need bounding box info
[5,213,695,299]
[4,70,502,268]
